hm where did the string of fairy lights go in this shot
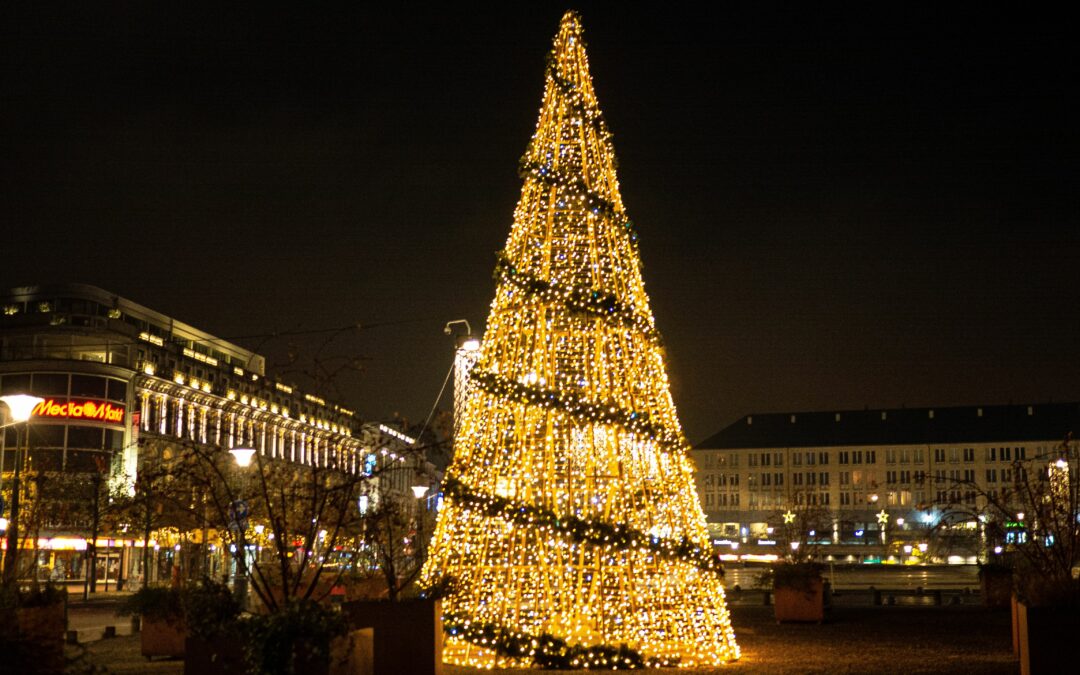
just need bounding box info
[420,11,740,669]
[468,367,683,448]
[442,477,723,574]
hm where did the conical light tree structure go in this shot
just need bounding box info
[422,12,739,669]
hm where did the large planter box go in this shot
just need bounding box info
[184,636,246,675]
[979,568,1012,609]
[1015,599,1080,675]
[342,599,442,675]
[141,617,187,659]
[183,632,359,675]
[16,602,66,674]
[774,577,825,623]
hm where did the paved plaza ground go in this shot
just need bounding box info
[65,595,1016,674]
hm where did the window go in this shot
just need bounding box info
[963,448,975,462]
[900,448,910,464]
[67,426,104,449]
[794,473,804,486]
[867,450,877,464]
[986,469,997,484]
[853,450,863,465]
[29,424,65,447]
[806,452,815,466]
[899,470,911,484]
[761,453,771,467]
[934,448,946,463]
[775,472,784,486]
[986,447,996,461]
[914,448,924,464]
[839,451,850,464]
[818,451,829,465]
[963,469,975,482]
[807,472,817,486]
[71,374,107,398]
[1001,447,1012,461]
[886,470,897,484]
[886,449,897,464]
[840,492,851,506]
[1016,447,1026,460]
[749,454,758,468]
[774,452,783,467]
[819,472,829,486]
[949,447,959,463]
[914,470,926,484]
[32,373,68,396]
[839,471,851,486]
[792,452,802,467]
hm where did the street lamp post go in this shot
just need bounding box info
[228,447,255,609]
[2,394,45,587]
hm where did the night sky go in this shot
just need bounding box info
[2,4,1077,443]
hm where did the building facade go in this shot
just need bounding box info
[0,283,426,590]
[692,403,1079,563]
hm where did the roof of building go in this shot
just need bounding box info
[696,402,1080,450]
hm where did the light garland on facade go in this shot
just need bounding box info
[421,11,739,669]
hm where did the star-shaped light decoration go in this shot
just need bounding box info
[876,509,890,526]
[782,510,796,524]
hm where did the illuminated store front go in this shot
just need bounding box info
[1,284,417,591]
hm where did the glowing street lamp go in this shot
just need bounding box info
[411,485,430,500]
[1,393,45,585]
[229,447,256,468]
[0,394,43,423]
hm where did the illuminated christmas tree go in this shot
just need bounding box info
[422,11,739,669]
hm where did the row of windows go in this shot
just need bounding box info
[138,390,370,475]
[0,372,128,402]
[702,445,1035,470]
[704,492,740,507]
[1,423,123,473]
[791,451,830,467]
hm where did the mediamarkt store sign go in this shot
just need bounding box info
[32,399,125,423]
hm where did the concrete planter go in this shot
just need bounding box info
[1015,598,1080,675]
[16,602,66,673]
[184,636,246,675]
[342,599,443,675]
[141,616,187,659]
[774,577,825,623]
[978,567,1012,609]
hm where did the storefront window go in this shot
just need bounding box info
[31,373,69,396]
[71,374,107,398]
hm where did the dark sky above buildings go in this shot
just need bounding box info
[2,4,1077,443]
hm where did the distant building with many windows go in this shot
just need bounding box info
[692,402,1079,561]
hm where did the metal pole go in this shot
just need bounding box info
[3,425,24,586]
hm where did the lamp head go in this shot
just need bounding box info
[229,447,256,468]
[1,394,45,423]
